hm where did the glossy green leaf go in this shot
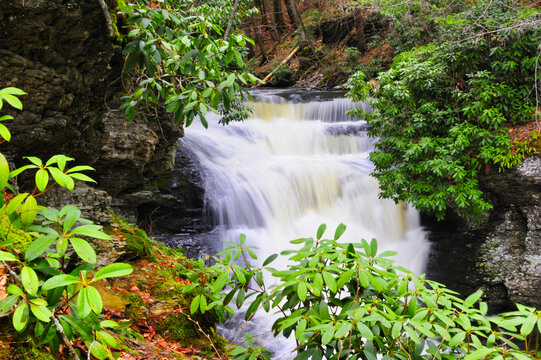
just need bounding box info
[334,223,346,240]
[263,253,278,266]
[0,295,19,315]
[297,281,308,301]
[60,315,93,341]
[35,169,49,192]
[335,323,352,338]
[92,263,133,281]
[13,302,29,332]
[6,193,28,214]
[0,87,26,96]
[48,167,74,190]
[61,205,81,233]
[0,153,10,189]
[42,274,80,290]
[316,224,326,240]
[190,295,201,314]
[69,237,96,263]
[70,225,111,240]
[9,165,35,178]
[520,314,537,336]
[68,172,96,183]
[464,290,483,307]
[7,284,24,296]
[356,322,374,340]
[322,271,337,293]
[21,266,39,296]
[464,347,497,360]
[65,165,94,174]
[86,286,103,315]
[321,326,334,345]
[213,271,229,293]
[98,330,117,347]
[30,303,53,322]
[2,93,23,110]
[77,287,91,318]
[0,250,17,261]
[21,194,37,225]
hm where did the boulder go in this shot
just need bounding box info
[426,155,541,310]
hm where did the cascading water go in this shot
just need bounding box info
[177,89,430,359]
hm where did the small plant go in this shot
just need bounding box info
[269,63,295,87]
[0,88,133,360]
[344,46,361,64]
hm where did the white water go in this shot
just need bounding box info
[178,90,430,359]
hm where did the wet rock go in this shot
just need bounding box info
[426,154,541,310]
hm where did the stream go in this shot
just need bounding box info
[169,89,430,358]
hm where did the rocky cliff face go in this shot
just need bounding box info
[426,155,541,310]
[0,0,199,227]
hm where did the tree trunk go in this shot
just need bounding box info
[272,0,286,35]
[354,9,367,53]
[224,0,242,40]
[251,15,268,64]
[290,0,313,44]
[264,0,281,41]
[284,0,298,30]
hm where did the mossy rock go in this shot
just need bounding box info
[105,216,158,261]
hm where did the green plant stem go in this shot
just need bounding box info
[1,259,82,360]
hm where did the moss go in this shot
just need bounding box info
[20,345,56,360]
[0,337,56,360]
[105,216,158,261]
[0,213,32,253]
[156,313,198,342]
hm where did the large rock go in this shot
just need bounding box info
[0,0,121,165]
[426,155,541,310]
[0,0,191,225]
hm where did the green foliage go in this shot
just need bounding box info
[105,216,157,262]
[119,0,260,126]
[199,225,541,359]
[347,0,541,221]
[0,88,133,359]
[344,46,361,64]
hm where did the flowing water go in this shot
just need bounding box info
[176,89,430,358]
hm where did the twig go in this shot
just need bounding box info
[224,0,241,41]
[177,308,224,360]
[98,0,115,38]
[52,314,82,360]
[87,339,95,360]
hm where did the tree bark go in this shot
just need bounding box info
[284,0,298,30]
[290,0,313,44]
[263,0,281,41]
[251,15,268,64]
[354,9,367,53]
[271,0,286,35]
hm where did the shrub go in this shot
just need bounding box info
[346,0,540,221]
[196,225,541,359]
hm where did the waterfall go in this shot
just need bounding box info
[177,89,430,359]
